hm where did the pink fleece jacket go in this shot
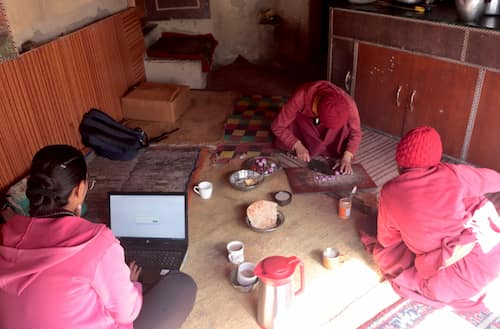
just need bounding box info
[0,214,142,329]
[374,163,500,311]
[271,80,362,158]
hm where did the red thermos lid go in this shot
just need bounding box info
[254,255,301,281]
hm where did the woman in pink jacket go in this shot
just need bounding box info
[373,126,500,311]
[271,80,362,174]
[0,145,196,329]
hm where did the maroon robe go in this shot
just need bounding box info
[367,163,500,312]
[271,81,362,158]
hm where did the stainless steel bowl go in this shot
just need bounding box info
[485,0,500,15]
[456,0,485,22]
[229,170,264,191]
[243,156,280,177]
[393,0,422,4]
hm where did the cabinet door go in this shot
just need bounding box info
[402,55,478,158]
[329,37,354,93]
[467,71,500,171]
[355,43,411,136]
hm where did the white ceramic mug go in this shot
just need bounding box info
[227,240,244,264]
[237,262,257,286]
[193,181,213,199]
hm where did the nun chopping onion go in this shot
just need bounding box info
[271,80,362,175]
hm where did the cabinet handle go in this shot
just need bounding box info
[409,90,416,112]
[344,71,351,92]
[395,86,402,107]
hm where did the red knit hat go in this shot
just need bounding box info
[317,91,350,130]
[396,126,442,168]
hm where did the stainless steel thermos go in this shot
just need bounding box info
[254,256,304,329]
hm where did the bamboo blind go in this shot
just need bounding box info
[0,8,145,192]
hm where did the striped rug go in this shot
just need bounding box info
[275,126,400,189]
[355,127,400,188]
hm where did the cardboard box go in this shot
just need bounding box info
[121,82,190,123]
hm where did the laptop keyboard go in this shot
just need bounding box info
[125,249,184,270]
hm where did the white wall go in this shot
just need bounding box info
[3,0,127,50]
[153,0,277,67]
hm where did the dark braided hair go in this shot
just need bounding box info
[26,145,87,217]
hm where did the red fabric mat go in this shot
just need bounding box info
[146,32,218,72]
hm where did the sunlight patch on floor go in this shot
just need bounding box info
[279,258,383,328]
[483,275,500,315]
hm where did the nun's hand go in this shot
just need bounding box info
[128,261,142,282]
[333,151,353,175]
[293,140,311,162]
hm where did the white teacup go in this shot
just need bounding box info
[237,262,257,286]
[227,240,244,264]
[193,181,213,199]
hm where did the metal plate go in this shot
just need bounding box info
[245,210,285,233]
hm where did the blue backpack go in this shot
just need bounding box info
[79,108,148,161]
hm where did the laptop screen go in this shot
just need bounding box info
[109,193,186,239]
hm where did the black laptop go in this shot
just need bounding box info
[108,192,188,271]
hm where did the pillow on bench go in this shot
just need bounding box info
[5,177,87,219]
[146,32,218,72]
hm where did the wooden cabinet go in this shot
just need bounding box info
[355,43,409,136]
[402,53,478,157]
[467,71,500,171]
[328,37,354,93]
[354,43,478,158]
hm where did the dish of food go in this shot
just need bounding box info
[229,170,264,191]
[244,156,280,176]
[246,211,284,233]
[246,200,284,232]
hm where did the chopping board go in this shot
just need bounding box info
[284,163,377,194]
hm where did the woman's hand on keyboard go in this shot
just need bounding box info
[128,261,142,282]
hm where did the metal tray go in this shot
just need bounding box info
[245,210,285,232]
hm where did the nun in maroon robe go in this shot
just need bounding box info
[367,126,500,312]
[271,80,361,174]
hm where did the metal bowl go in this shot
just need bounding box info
[229,170,264,191]
[273,191,292,206]
[243,156,280,177]
[245,210,285,233]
